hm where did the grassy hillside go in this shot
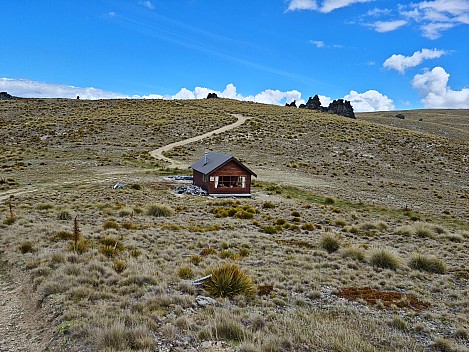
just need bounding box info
[0,98,468,351]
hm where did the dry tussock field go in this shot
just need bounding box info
[0,98,468,352]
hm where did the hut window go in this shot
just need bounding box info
[215,176,245,188]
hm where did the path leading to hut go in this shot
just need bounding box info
[149,113,252,168]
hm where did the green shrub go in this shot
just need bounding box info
[204,263,255,298]
[146,204,174,217]
[68,238,89,254]
[99,237,125,251]
[320,235,340,253]
[99,245,121,258]
[239,247,250,257]
[220,249,234,259]
[370,249,400,270]
[190,255,203,265]
[36,203,54,211]
[408,254,446,274]
[324,196,335,205]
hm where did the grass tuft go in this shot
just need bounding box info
[204,263,255,298]
[146,204,175,217]
[408,253,446,274]
[370,248,400,270]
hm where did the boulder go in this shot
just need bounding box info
[395,114,405,119]
[285,100,297,107]
[304,95,322,110]
[327,99,355,119]
[206,93,218,99]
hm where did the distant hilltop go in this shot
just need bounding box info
[0,92,19,100]
[286,94,355,119]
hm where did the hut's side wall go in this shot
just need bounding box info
[192,170,208,192]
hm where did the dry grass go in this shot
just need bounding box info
[0,98,468,351]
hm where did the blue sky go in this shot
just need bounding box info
[1,0,468,111]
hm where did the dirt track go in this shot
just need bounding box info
[149,113,252,168]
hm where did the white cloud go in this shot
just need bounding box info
[412,67,469,108]
[286,0,318,11]
[310,40,325,48]
[371,20,407,32]
[139,1,155,10]
[1,78,397,112]
[0,78,127,99]
[383,48,447,74]
[320,0,372,13]
[399,0,469,39]
[286,0,371,12]
[344,90,395,112]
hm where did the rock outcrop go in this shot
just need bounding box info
[206,93,218,99]
[285,100,297,107]
[0,92,17,100]
[299,94,355,119]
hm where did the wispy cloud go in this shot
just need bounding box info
[400,0,469,38]
[412,67,469,108]
[383,48,447,74]
[370,20,407,32]
[286,0,371,13]
[309,39,343,48]
[320,0,372,13]
[286,0,318,12]
[0,78,127,99]
[139,1,155,10]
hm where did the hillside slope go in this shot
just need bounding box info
[0,98,468,351]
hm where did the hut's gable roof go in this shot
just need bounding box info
[190,152,256,177]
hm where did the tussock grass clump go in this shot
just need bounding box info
[408,253,446,274]
[301,222,315,231]
[146,204,175,217]
[324,196,336,205]
[204,263,255,298]
[57,210,72,220]
[19,241,35,254]
[262,201,276,209]
[200,247,218,256]
[68,238,89,254]
[261,225,278,234]
[103,220,119,230]
[112,259,128,274]
[370,248,400,270]
[36,203,54,211]
[320,234,340,253]
[342,247,366,262]
[178,266,194,279]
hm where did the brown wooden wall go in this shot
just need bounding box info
[192,160,252,195]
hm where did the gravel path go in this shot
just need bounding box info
[0,261,53,352]
[149,113,252,168]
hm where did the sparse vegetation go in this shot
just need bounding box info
[0,99,467,351]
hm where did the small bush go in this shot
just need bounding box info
[220,249,234,259]
[99,245,121,258]
[324,196,335,205]
[301,222,315,231]
[320,235,340,253]
[99,237,125,251]
[408,254,446,274]
[19,241,35,254]
[146,204,174,217]
[370,248,400,270]
[130,183,142,190]
[204,263,255,298]
[239,247,250,257]
[68,238,89,254]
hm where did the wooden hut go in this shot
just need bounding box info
[189,152,257,197]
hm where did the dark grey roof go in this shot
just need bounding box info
[189,152,256,177]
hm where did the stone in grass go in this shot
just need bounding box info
[195,295,217,306]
